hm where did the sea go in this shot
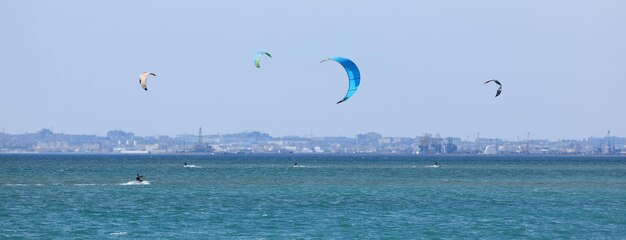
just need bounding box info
[1,154,625,239]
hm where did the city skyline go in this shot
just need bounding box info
[1,1,625,140]
[0,127,622,142]
[1,127,624,156]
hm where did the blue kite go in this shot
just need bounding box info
[321,57,361,104]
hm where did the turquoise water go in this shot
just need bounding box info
[1,154,625,239]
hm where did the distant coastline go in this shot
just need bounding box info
[0,128,624,156]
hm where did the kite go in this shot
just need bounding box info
[139,72,156,91]
[484,79,502,97]
[321,57,361,104]
[254,52,272,68]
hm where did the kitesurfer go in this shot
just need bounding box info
[135,174,144,182]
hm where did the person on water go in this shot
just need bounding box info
[184,162,187,166]
[293,162,298,167]
[135,174,144,182]
[434,162,439,167]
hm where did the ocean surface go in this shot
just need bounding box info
[1,154,625,239]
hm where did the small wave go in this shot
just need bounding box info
[119,181,150,186]
[292,165,317,168]
[5,183,28,186]
[426,165,441,168]
[110,231,128,236]
[184,164,201,168]
[4,183,45,186]
[74,183,98,186]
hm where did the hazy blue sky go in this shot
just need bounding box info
[1,0,624,140]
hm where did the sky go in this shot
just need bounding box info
[0,0,625,140]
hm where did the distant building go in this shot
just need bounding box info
[357,132,382,144]
[418,133,443,155]
[444,137,458,154]
[107,130,135,142]
[190,127,214,153]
